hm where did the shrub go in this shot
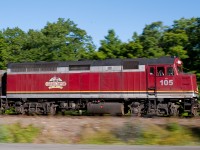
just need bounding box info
[0,123,41,143]
[112,121,143,143]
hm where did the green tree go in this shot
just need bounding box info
[161,30,189,59]
[121,32,143,58]
[180,18,200,81]
[139,21,165,58]
[0,18,96,65]
[41,18,95,61]
[169,18,200,81]
[98,29,123,59]
[21,29,48,62]
[0,34,10,69]
[2,27,27,62]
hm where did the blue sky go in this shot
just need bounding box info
[0,0,199,48]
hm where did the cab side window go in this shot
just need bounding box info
[167,67,174,76]
[150,67,154,75]
[157,67,165,76]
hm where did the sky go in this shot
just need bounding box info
[0,0,200,48]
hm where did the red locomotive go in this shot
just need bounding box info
[0,56,199,116]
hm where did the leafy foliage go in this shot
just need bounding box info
[139,21,166,58]
[98,29,123,59]
[0,18,96,64]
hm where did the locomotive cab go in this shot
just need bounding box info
[146,57,199,116]
[147,57,198,98]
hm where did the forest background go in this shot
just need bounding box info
[0,17,200,88]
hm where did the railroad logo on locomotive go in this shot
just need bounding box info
[45,77,67,89]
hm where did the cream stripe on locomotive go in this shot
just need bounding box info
[7,92,196,99]
[7,90,196,93]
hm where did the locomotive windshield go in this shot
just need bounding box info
[177,66,183,73]
[167,67,174,75]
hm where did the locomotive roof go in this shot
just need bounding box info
[7,56,177,68]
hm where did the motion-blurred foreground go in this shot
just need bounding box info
[0,116,200,145]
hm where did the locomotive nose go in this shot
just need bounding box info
[191,74,199,97]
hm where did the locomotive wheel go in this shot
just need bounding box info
[49,104,56,115]
[20,105,26,115]
[191,102,199,117]
[0,109,4,115]
[169,103,179,117]
[191,108,199,117]
[130,102,141,117]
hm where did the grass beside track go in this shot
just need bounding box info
[78,121,200,145]
[0,120,200,145]
[0,123,40,143]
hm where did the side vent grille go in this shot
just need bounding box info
[123,61,139,69]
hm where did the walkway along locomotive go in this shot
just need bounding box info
[0,56,199,116]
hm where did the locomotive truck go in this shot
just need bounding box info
[0,56,199,116]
